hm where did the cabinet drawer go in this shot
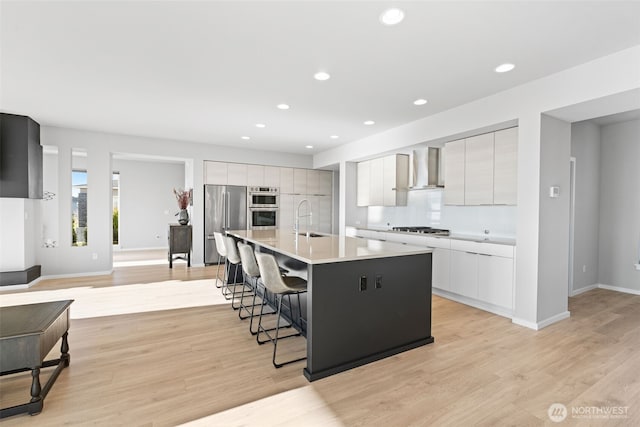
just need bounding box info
[449,239,514,258]
[424,236,451,249]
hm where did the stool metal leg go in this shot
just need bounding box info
[272,293,306,369]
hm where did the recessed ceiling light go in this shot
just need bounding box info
[364,120,375,126]
[330,135,339,139]
[277,104,290,110]
[241,136,250,140]
[305,145,314,149]
[314,71,331,81]
[255,123,266,128]
[413,99,428,106]
[380,8,405,26]
[495,63,515,73]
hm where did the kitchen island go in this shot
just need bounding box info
[227,230,434,381]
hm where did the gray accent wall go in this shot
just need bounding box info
[537,114,571,321]
[570,121,601,291]
[598,119,640,290]
[113,159,185,250]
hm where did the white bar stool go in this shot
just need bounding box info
[255,252,307,368]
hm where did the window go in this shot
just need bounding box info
[72,149,88,246]
[112,172,120,245]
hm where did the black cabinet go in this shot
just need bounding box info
[168,225,192,268]
[0,113,43,199]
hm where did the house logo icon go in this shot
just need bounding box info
[548,403,568,422]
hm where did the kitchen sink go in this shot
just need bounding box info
[298,232,324,238]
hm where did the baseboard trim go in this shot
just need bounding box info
[512,311,571,330]
[511,317,538,330]
[114,247,168,252]
[570,284,598,296]
[39,269,114,281]
[598,283,640,296]
[537,311,571,329]
[432,288,513,319]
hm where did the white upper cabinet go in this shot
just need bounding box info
[382,154,409,206]
[307,169,321,195]
[356,161,371,207]
[464,133,495,205]
[293,168,307,194]
[279,168,294,193]
[493,127,518,205]
[204,161,228,185]
[444,139,466,205]
[247,164,265,186]
[227,163,248,186]
[356,154,409,207]
[369,157,384,206]
[263,166,281,188]
[444,128,518,206]
[319,171,333,196]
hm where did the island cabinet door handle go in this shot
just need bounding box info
[465,251,477,255]
[478,253,492,257]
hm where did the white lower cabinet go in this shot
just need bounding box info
[432,248,451,291]
[477,254,514,310]
[450,250,479,298]
[350,229,515,314]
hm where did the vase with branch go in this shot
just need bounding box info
[174,188,192,225]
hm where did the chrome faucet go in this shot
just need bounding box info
[295,199,313,237]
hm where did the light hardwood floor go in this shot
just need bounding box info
[1,264,639,426]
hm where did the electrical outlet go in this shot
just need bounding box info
[92,253,98,260]
[375,275,383,289]
[359,276,367,291]
[582,265,586,273]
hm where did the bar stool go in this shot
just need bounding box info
[212,232,227,289]
[237,242,261,321]
[255,252,307,368]
[224,236,243,306]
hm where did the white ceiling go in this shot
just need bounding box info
[2,1,639,155]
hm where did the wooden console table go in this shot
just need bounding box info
[0,300,73,418]
[168,224,192,268]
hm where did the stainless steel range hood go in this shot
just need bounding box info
[410,147,444,189]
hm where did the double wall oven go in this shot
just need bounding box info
[248,187,279,230]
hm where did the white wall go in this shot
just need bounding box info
[316,44,640,328]
[0,198,27,271]
[570,121,601,292]
[598,119,640,290]
[34,126,312,276]
[537,115,571,322]
[113,159,185,250]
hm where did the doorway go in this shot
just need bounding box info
[568,157,576,296]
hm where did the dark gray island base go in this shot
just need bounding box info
[304,253,433,381]
[228,230,434,381]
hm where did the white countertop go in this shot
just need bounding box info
[227,230,432,265]
[354,227,516,246]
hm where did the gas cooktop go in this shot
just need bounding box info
[391,226,450,235]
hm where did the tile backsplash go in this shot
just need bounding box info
[367,189,517,238]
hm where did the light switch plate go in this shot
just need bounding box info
[549,186,560,198]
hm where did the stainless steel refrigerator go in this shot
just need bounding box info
[204,185,247,264]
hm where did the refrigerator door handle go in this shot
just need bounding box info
[221,191,226,230]
[226,191,231,229]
